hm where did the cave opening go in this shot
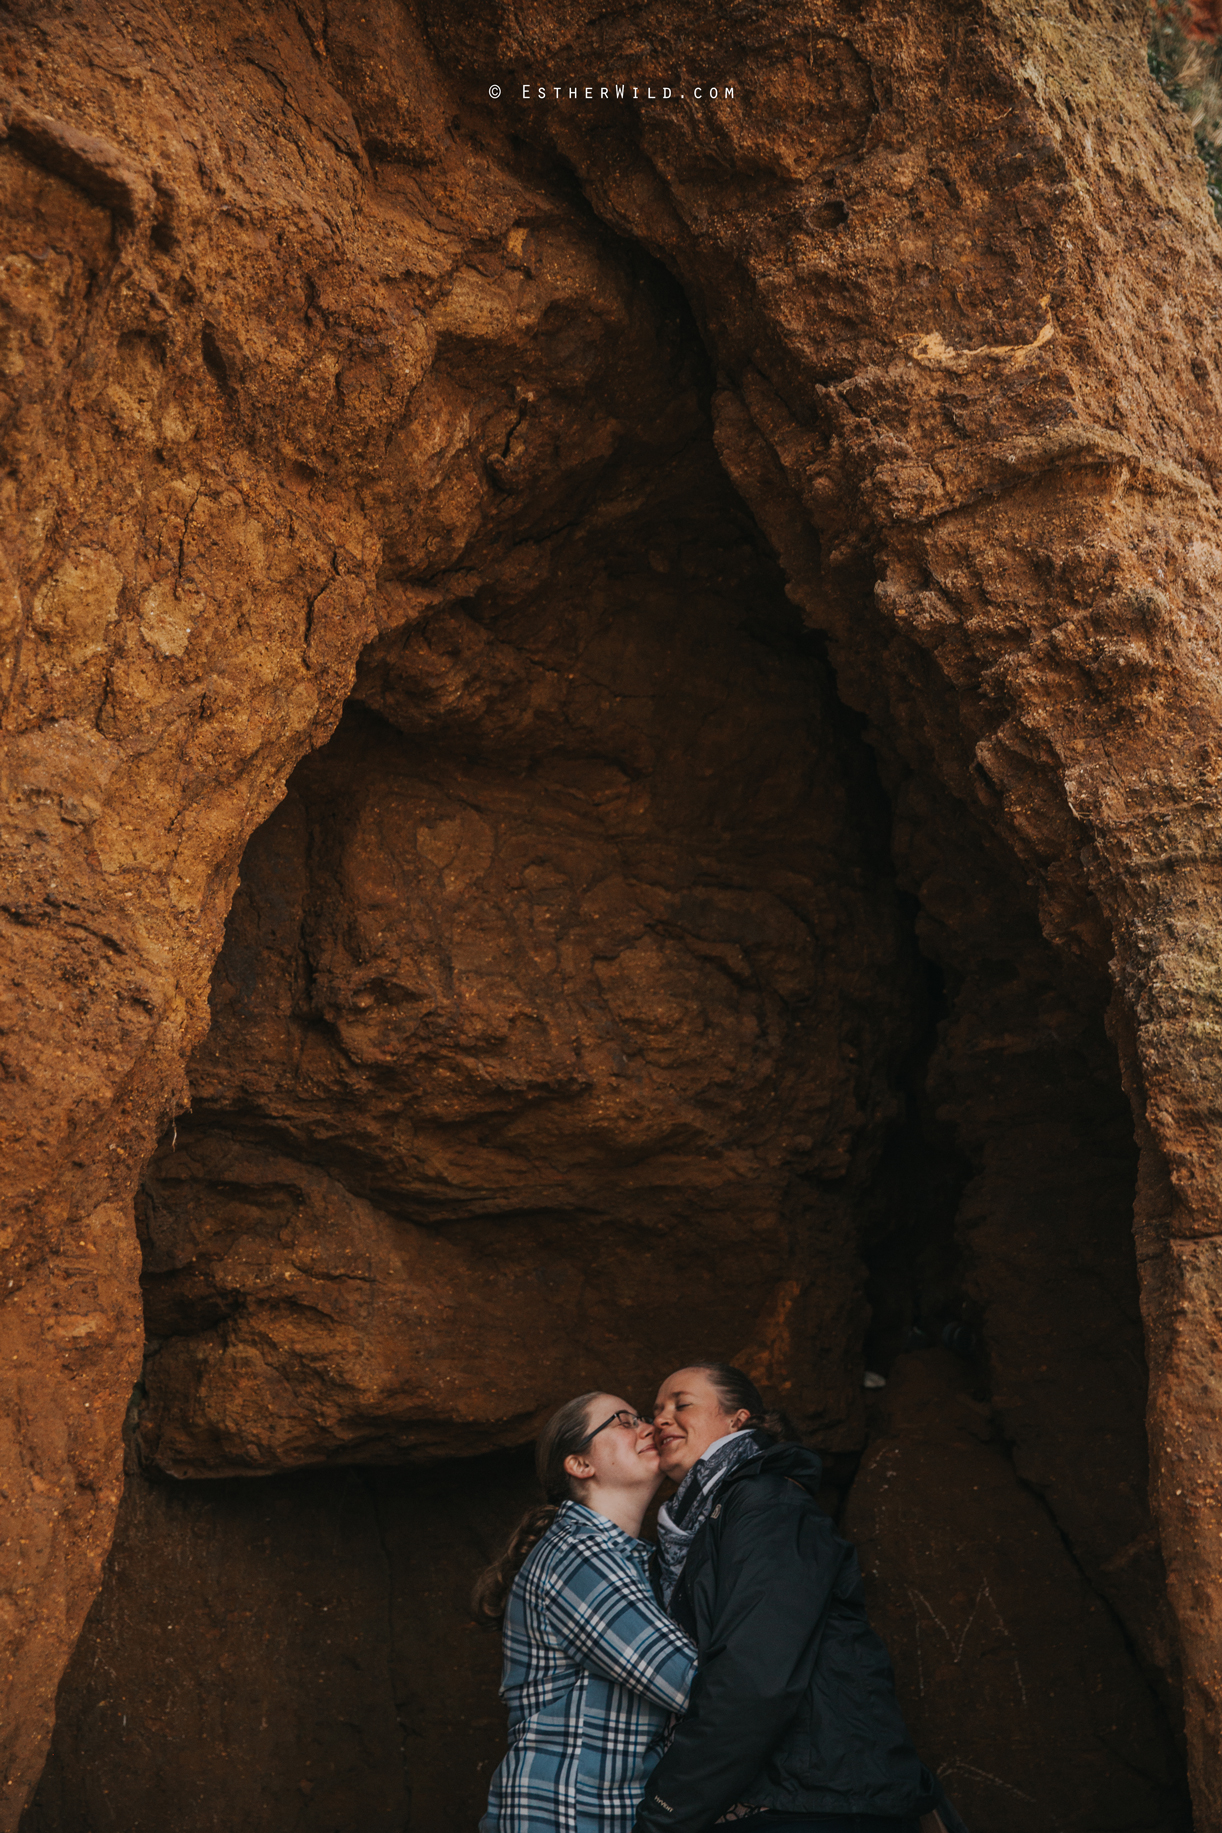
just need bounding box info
[23,191,1189,1833]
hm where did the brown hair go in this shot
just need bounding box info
[682,1360,790,1440]
[471,1392,603,1626]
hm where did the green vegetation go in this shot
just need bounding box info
[1148,4,1222,220]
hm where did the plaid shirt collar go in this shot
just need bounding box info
[554,1498,652,1563]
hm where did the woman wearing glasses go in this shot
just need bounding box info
[475,1393,696,1833]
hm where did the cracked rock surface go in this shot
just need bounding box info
[22,1453,538,1833]
[843,1352,1183,1832]
[135,502,908,1472]
[1,0,1220,1827]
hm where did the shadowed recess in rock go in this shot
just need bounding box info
[21,1454,538,1833]
[132,402,913,1472]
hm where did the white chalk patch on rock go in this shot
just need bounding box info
[140,578,202,657]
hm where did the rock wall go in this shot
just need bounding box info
[22,1453,536,1833]
[843,1352,1184,1832]
[131,420,911,1479]
[446,0,1222,1808]
[3,0,1222,1825]
[899,771,1182,1714]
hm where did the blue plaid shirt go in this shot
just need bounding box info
[481,1501,697,1833]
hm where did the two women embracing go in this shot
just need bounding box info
[475,1362,967,1833]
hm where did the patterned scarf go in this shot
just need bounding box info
[655,1428,769,1605]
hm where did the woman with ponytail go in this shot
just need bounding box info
[476,1391,697,1833]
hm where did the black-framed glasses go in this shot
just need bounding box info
[578,1408,646,1448]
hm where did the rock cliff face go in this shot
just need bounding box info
[844,1352,1182,1832]
[2,0,1221,1827]
[22,1452,539,1833]
[131,431,909,1478]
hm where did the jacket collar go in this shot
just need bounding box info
[718,1439,824,1496]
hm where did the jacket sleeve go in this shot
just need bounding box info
[546,1543,697,1713]
[634,1481,839,1833]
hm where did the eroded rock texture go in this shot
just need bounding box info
[900,778,1183,1714]
[843,1352,1183,1832]
[133,442,908,1476]
[23,1452,536,1833]
[3,0,1222,1825]
[456,0,1222,1808]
